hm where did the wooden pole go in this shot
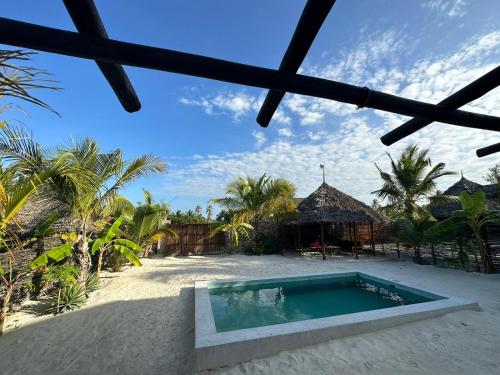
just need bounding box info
[320,222,326,260]
[63,0,141,112]
[298,224,302,249]
[477,142,500,157]
[257,0,336,127]
[1,18,500,131]
[353,222,359,260]
[381,65,500,145]
[369,221,376,255]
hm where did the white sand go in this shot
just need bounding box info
[1,255,499,375]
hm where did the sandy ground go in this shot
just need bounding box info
[1,254,499,375]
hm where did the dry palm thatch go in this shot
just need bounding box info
[431,176,500,218]
[293,182,385,224]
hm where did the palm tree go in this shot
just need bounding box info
[373,145,455,219]
[124,190,177,257]
[48,139,165,281]
[0,50,60,121]
[212,174,296,232]
[434,190,500,273]
[0,155,62,334]
[210,215,253,254]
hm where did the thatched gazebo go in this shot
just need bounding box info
[288,182,385,260]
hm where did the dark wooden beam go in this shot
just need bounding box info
[476,142,500,157]
[256,0,335,127]
[1,17,500,131]
[63,0,141,112]
[381,65,500,145]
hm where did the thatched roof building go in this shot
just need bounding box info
[293,182,385,224]
[431,176,499,218]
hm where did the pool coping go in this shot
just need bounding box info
[194,270,479,371]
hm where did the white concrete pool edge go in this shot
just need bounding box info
[194,270,479,371]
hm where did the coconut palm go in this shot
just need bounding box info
[47,139,165,281]
[373,145,455,219]
[212,174,296,228]
[0,157,62,334]
[124,190,177,257]
[433,190,500,273]
[210,216,253,253]
[0,50,59,122]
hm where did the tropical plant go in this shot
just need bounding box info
[43,139,164,281]
[210,216,253,254]
[0,49,59,125]
[91,216,142,278]
[373,145,455,219]
[43,283,87,315]
[433,190,500,273]
[212,174,296,230]
[0,143,62,334]
[123,190,177,257]
[397,216,435,264]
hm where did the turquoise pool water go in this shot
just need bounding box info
[209,273,445,332]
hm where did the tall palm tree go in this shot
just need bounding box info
[212,174,296,230]
[373,145,455,219]
[0,50,59,121]
[0,151,64,334]
[124,190,177,257]
[49,140,165,281]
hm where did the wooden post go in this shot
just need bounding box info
[320,222,326,260]
[369,221,376,255]
[353,222,359,260]
[298,224,302,249]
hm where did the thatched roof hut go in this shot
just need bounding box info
[293,182,385,224]
[431,176,499,218]
[286,182,385,260]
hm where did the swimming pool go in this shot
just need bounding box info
[195,271,478,371]
[209,273,444,332]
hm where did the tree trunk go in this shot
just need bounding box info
[96,250,104,279]
[414,246,421,264]
[0,283,13,335]
[396,242,400,259]
[75,228,91,283]
[476,233,494,273]
[431,243,436,265]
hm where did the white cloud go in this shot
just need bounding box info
[164,30,500,205]
[423,0,468,18]
[252,130,267,149]
[278,127,294,138]
[179,91,292,124]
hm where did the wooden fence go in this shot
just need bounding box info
[157,224,225,256]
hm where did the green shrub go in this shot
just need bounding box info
[43,283,87,315]
[107,252,127,272]
[85,272,99,294]
[259,234,280,254]
[42,265,80,289]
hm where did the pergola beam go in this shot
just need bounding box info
[62,0,141,112]
[256,0,336,127]
[476,143,500,158]
[381,65,500,146]
[1,17,500,131]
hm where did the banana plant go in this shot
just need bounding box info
[433,190,500,273]
[29,216,142,278]
[91,215,142,278]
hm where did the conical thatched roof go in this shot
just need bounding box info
[293,182,385,224]
[431,176,500,218]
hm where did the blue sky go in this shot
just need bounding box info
[2,0,499,212]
